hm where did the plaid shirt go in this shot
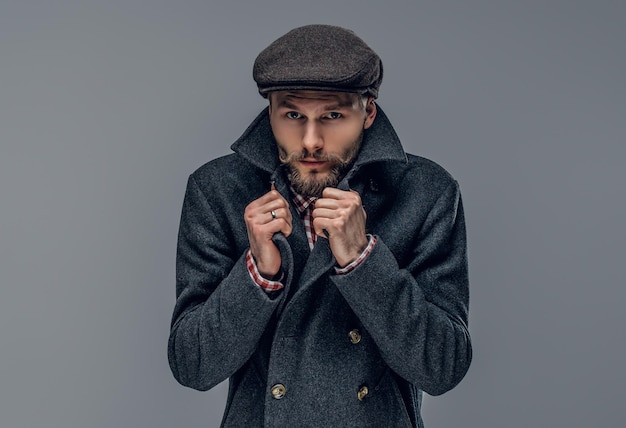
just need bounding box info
[247,187,376,292]
[290,190,319,251]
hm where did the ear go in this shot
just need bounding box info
[363,97,377,129]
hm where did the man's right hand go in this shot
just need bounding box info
[244,187,292,278]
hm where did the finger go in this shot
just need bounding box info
[246,193,279,218]
[280,206,293,226]
[311,207,340,220]
[312,217,332,238]
[315,194,360,208]
[254,217,291,239]
[245,190,291,230]
[265,193,290,211]
[259,217,292,238]
[267,197,290,212]
[279,218,292,237]
[268,207,292,222]
[313,200,361,219]
[320,187,345,199]
[247,210,288,237]
[274,207,293,236]
[253,198,289,224]
[253,189,288,207]
[321,187,361,200]
[319,197,362,214]
[311,197,339,210]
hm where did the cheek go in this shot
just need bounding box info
[329,125,362,150]
[270,121,299,149]
[274,133,298,155]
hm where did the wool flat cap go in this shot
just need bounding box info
[253,24,383,98]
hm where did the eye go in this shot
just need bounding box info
[326,112,343,119]
[286,111,303,119]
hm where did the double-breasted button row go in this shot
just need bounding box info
[270,329,362,402]
[271,383,286,399]
[272,382,367,401]
[348,329,361,344]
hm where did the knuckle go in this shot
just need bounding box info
[334,218,346,229]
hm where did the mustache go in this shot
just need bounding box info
[279,149,349,166]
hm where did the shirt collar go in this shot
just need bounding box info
[290,186,317,214]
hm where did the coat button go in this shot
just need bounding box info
[271,383,286,399]
[348,329,361,344]
[357,385,369,401]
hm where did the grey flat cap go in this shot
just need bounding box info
[253,24,383,98]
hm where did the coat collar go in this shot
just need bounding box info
[230,103,408,174]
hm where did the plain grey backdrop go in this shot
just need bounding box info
[1,1,624,427]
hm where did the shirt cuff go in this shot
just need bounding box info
[246,249,284,292]
[334,234,377,275]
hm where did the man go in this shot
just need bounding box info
[169,24,471,427]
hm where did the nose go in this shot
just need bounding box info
[302,121,323,153]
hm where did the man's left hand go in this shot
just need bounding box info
[312,188,368,267]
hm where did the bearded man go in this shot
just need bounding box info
[168,24,472,428]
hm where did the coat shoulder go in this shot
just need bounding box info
[406,154,456,184]
[380,153,458,197]
[190,153,248,182]
[189,153,267,195]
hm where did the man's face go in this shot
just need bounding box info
[269,91,376,197]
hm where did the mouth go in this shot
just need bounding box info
[298,159,328,169]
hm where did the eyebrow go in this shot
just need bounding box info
[276,98,354,111]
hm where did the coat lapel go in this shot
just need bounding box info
[296,238,335,291]
[231,104,407,174]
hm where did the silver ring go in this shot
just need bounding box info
[271,210,277,220]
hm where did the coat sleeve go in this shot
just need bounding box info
[332,180,472,396]
[168,175,286,391]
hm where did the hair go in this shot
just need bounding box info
[354,94,370,110]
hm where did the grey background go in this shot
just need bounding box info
[1,1,624,427]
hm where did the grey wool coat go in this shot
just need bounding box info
[168,105,472,428]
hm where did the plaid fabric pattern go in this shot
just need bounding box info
[290,190,318,251]
[334,234,377,274]
[246,186,376,292]
[246,249,284,292]
[290,186,376,273]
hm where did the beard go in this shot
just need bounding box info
[278,132,363,198]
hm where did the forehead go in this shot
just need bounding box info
[270,91,359,108]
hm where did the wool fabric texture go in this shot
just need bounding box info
[169,106,472,426]
[253,24,383,98]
